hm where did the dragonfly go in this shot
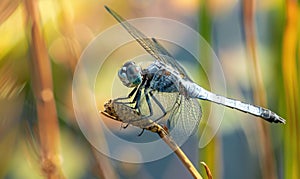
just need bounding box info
[104,6,285,137]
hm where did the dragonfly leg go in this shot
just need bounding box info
[115,77,147,105]
[149,91,167,122]
[131,91,168,136]
[144,90,153,116]
[128,90,167,123]
[134,89,141,108]
[133,88,142,114]
[115,86,143,114]
[126,88,154,124]
[115,86,138,104]
[122,89,149,137]
[138,128,145,136]
[121,123,129,129]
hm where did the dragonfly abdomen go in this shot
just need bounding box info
[180,81,285,123]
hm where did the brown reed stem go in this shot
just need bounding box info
[164,139,203,179]
[0,0,20,25]
[243,0,277,178]
[200,162,213,179]
[24,0,64,178]
[156,126,203,179]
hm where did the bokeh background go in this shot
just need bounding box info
[0,0,299,178]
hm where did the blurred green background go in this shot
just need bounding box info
[0,0,299,178]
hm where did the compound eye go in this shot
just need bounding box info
[118,61,142,87]
[118,70,126,80]
[118,68,131,87]
[127,65,139,76]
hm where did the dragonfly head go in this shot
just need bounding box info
[118,61,142,87]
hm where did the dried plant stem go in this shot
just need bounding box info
[282,0,299,178]
[156,126,203,179]
[103,112,203,179]
[102,100,206,179]
[200,162,213,179]
[243,1,276,178]
[24,0,64,178]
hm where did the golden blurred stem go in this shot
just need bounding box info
[282,0,299,178]
[24,0,64,178]
[244,0,266,105]
[91,147,118,179]
[199,1,219,178]
[56,1,117,178]
[56,0,81,73]
[243,0,277,179]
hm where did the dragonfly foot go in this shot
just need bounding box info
[138,129,145,136]
[121,123,129,129]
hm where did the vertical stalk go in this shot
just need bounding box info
[24,0,64,178]
[91,147,118,179]
[56,0,81,73]
[199,1,219,178]
[282,0,299,178]
[243,0,276,178]
[56,1,118,178]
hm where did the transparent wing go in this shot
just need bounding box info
[167,95,202,145]
[105,6,190,80]
[151,38,191,80]
[138,91,180,120]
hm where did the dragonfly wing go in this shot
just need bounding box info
[105,6,167,61]
[105,6,191,80]
[167,95,202,144]
[151,38,191,80]
[138,91,180,120]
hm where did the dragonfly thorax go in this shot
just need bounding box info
[118,61,142,87]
